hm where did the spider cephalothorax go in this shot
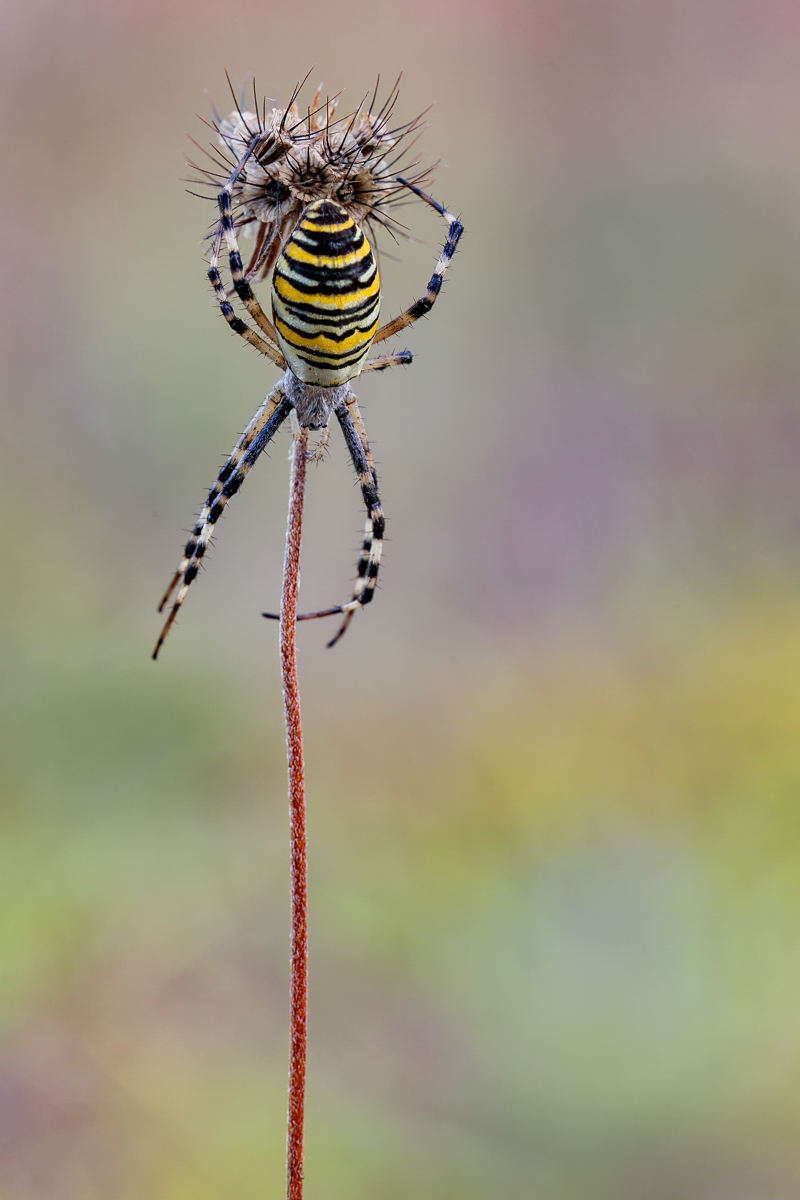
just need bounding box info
[154,76,462,660]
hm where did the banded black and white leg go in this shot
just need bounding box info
[262,393,384,647]
[371,180,463,345]
[206,139,286,366]
[153,384,292,659]
[327,394,384,645]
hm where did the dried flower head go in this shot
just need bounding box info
[187,72,435,283]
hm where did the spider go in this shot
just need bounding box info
[153,80,463,659]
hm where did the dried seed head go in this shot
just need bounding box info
[187,75,436,281]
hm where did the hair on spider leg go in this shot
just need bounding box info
[305,426,332,464]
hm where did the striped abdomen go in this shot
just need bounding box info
[272,199,380,387]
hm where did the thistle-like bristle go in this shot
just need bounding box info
[187,75,436,281]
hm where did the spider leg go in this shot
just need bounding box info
[362,349,413,371]
[207,139,286,367]
[372,179,463,345]
[342,391,377,479]
[326,395,383,646]
[307,424,332,462]
[261,394,384,648]
[208,221,286,367]
[215,190,281,343]
[153,384,292,659]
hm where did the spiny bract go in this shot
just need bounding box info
[188,74,434,283]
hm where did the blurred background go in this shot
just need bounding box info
[3,0,800,1196]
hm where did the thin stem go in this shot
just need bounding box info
[281,426,309,1200]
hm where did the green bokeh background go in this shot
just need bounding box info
[4,1,800,1196]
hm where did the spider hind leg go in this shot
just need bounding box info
[153,385,292,659]
[262,394,384,647]
[324,401,384,646]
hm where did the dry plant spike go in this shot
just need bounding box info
[281,427,309,1200]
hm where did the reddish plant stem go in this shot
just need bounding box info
[280,426,309,1200]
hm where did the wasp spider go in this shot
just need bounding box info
[153,76,463,659]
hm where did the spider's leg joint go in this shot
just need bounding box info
[443,218,464,251]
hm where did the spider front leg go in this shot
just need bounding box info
[206,138,286,367]
[153,384,292,659]
[372,180,463,345]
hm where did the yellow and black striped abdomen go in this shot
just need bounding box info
[272,200,381,387]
